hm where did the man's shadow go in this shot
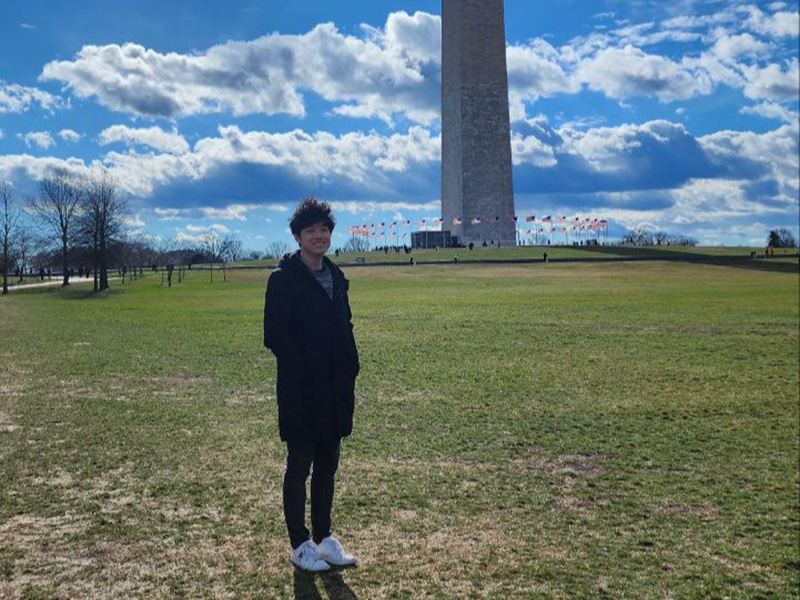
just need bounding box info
[293,568,359,600]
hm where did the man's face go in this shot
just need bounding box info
[295,221,331,256]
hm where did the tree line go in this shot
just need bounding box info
[0,169,291,295]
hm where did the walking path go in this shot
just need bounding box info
[4,277,120,292]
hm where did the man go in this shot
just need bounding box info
[263,197,360,572]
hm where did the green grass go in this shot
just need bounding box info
[228,244,799,269]
[1,261,798,599]
[232,245,623,267]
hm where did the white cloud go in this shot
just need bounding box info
[670,178,788,224]
[711,33,770,61]
[700,122,800,194]
[740,101,798,123]
[740,59,800,101]
[0,129,427,198]
[198,206,248,221]
[190,124,439,185]
[0,155,92,185]
[152,204,288,222]
[41,12,441,124]
[374,126,440,171]
[18,131,56,150]
[743,6,800,38]
[32,7,800,128]
[511,117,559,167]
[58,129,82,143]
[185,223,230,234]
[661,11,740,31]
[379,10,441,65]
[575,45,713,102]
[175,232,205,244]
[20,23,36,29]
[98,124,189,154]
[154,208,181,220]
[507,40,575,119]
[1,109,796,247]
[330,200,439,215]
[612,21,703,46]
[0,81,64,113]
[123,215,146,227]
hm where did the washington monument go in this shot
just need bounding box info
[441,0,516,246]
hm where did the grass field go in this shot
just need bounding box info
[1,261,798,599]
[232,245,798,268]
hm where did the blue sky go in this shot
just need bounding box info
[1,0,797,250]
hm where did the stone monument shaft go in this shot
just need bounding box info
[442,0,516,246]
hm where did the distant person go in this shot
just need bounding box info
[263,197,360,572]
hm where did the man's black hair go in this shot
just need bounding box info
[289,197,336,236]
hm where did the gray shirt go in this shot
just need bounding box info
[309,263,333,299]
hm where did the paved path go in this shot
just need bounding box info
[4,277,119,292]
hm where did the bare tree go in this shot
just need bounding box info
[653,231,670,246]
[79,173,127,292]
[344,235,370,253]
[29,169,83,286]
[201,231,224,283]
[621,226,654,246]
[155,237,178,286]
[267,240,291,259]
[1,183,21,295]
[220,234,244,263]
[15,226,34,284]
[768,228,797,249]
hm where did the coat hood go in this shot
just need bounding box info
[278,251,343,279]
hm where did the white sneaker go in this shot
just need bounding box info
[290,540,330,572]
[316,536,357,566]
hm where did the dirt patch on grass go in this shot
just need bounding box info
[348,512,558,598]
[30,470,74,488]
[0,409,18,433]
[513,450,606,477]
[654,503,717,519]
[163,373,214,386]
[2,459,275,600]
[220,390,270,406]
[0,512,94,595]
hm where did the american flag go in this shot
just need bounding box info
[470,217,481,224]
[452,217,462,225]
[542,216,552,223]
[525,215,536,222]
[418,219,426,227]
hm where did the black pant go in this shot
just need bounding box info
[283,438,341,549]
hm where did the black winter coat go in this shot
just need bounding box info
[263,252,359,441]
